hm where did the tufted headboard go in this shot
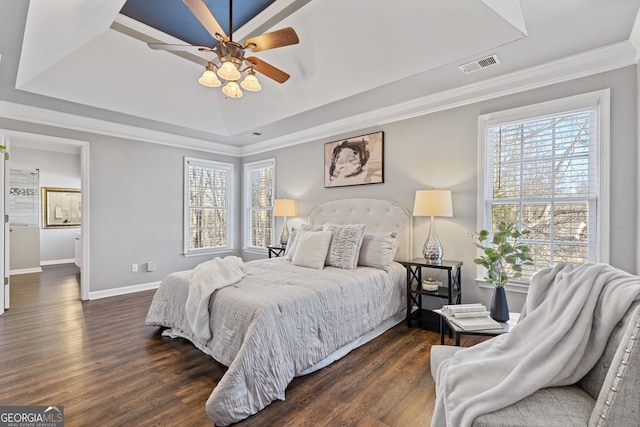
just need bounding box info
[308,198,413,261]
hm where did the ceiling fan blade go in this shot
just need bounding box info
[244,27,299,52]
[183,0,228,42]
[246,56,290,83]
[148,43,214,53]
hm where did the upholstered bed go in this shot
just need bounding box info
[145,198,412,426]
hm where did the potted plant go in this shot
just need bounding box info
[472,222,533,321]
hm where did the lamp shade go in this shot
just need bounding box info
[413,190,453,217]
[198,64,221,87]
[217,60,241,81]
[222,81,243,98]
[273,199,298,217]
[240,71,262,92]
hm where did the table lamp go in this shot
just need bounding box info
[274,199,298,246]
[413,190,453,263]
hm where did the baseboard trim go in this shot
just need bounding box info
[41,259,75,266]
[88,281,160,300]
[10,267,43,275]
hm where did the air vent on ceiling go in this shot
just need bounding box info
[247,132,263,137]
[458,54,501,74]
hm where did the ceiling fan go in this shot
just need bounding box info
[148,0,299,98]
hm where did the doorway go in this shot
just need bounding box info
[0,130,90,313]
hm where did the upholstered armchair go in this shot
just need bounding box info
[430,300,640,426]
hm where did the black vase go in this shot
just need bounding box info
[490,286,509,322]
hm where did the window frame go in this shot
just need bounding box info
[243,158,276,254]
[477,90,610,291]
[183,157,235,257]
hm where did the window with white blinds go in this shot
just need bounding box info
[478,91,609,283]
[244,159,275,251]
[183,157,234,255]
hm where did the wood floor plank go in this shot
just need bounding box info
[0,264,486,426]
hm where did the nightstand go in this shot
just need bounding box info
[402,259,462,330]
[267,246,286,258]
[434,310,520,345]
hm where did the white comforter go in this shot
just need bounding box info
[146,257,405,426]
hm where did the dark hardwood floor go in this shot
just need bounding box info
[0,264,484,426]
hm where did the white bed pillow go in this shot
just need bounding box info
[323,223,366,270]
[358,232,398,271]
[291,231,333,269]
[286,224,324,260]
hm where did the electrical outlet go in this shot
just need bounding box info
[131,264,138,273]
[146,261,156,272]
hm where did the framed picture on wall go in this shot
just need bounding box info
[324,131,384,188]
[41,187,81,228]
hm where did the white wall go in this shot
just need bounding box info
[11,146,80,264]
[243,66,638,312]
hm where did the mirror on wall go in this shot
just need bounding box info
[41,187,81,228]
[9,169,39,226]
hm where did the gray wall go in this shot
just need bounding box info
[0,66,636,307]
[88,136,240,292]
[244,66,638,311]
[0,120,240,294]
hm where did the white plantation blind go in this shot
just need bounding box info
[244,159,275,250]
[184,157,234,255]
[480,91,609,282]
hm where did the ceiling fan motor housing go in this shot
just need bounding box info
[216,41,245,70]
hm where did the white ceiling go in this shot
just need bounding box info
[4,0,640,155]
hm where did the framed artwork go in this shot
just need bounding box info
[324,131,384,188]
[41,187,81,228]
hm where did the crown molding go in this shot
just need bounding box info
[241,40,637,156]
[0,40,637,159]
[0,101,242,157]
[629,8,640,63]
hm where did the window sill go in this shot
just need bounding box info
[475,278,530,294]
[184,247,234,258]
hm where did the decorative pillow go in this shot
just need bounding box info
[323,223,366,270]
[284,227,297,257]
[291,231,333,269]
[286,224,324,260]
[358,232,398,271]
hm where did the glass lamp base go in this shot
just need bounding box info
[422,239,443,264]
[422,216,443,263]
[279,217,290,246]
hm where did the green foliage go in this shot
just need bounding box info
[471,222,534,287]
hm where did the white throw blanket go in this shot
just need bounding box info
[186,256,245,340]
[432,263,640,427]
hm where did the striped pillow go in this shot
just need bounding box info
[323,223,366,270]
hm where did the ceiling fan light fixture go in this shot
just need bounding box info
[198,63,221,87]
[240,70,262,92]
[222,81,243,98]
[218,59,241,81]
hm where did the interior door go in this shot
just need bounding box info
[1,140,8,313]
